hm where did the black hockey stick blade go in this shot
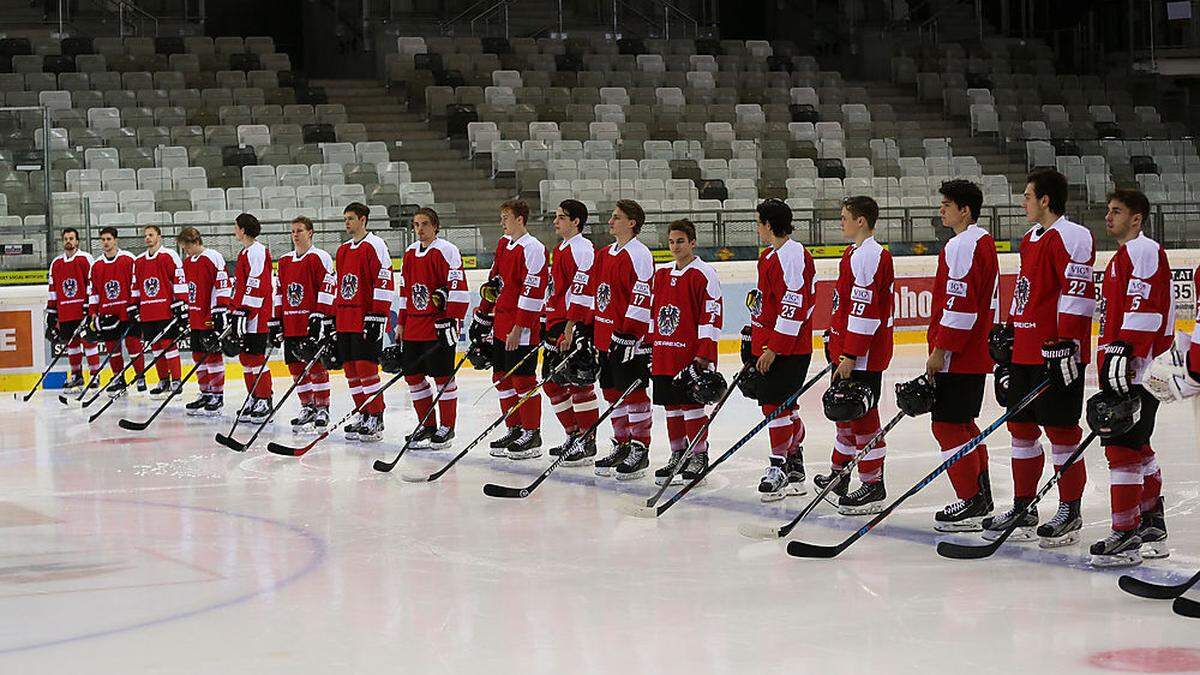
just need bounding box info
[117,417,151,431]
[1174,595,1200,618]
[266,436,322,457]
[57,394,71,405]
[87,398,115,423]
[215,433,248,452]
[785,540,846,559]
[1118,570,1200,600]
[935,537,1004,560]
[481,482,532,499]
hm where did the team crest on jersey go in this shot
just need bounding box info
[340,274,359,300]
[411,283,430,310]
[187,281,197,304]
[61,278,78,298]
[596,283,612,312]
[104,279,121,300]
[747,289,763,318]
[831,289,840,313]
[656,305,681,336]
[143,277,160,298]
[1013,275,1031,315]
[288,282,304,307]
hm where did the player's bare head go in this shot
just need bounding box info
[235,213,261,239]
[61,227,79,250]
[99,226,118,250]
[667,219,698,262]
[840,195,878,234]
[555,199,588,235]
[176,225,202,247]
[755,198,794,240]
[938,179,982,227]
[499,199,529,235]
[413,207,440,244]
[343,202,370,234]
[611,199,644,236]
[1105,188,1150,239]
[1024,169,1067,221]
[291,216,314,247]
[143,224,161,248]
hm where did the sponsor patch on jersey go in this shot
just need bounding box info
[656,304,681,336]
[523,274,543,288]
[572,271,589,285]
[632,281,651,296]
[945,279,968,298]
[377,269,391,280]
[1065,262,1092,281]
[1126,278,1150,298]
[596,282,612,312]
[287,282,304,307]
[705,299,721,315]
[246,276,260,289]
[143,277,160,298]
[104,279,121,300]
[340,273,359,300]
[447,269,464,282]
[61,278,78,298]
[850,286,873,303]
[781,291,804,306]
[411,282,430,310]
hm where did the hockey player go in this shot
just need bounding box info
[924,180,999,531]
[46,227,96,393]
[334,202,394,442]
[88,226,146,396]
[131,224,187,399]
[814,196,895,515]
[275,216,335,433]
[1088,189,1172,566]
[178,226,230,416]
[394,207,469,450]
[476,199,547,459]
[587,199,655,479]
[543,199,600,464]
[225,214,275,424]
[649,219,724,485]
[744,199,816,501]
[983,169,1096,546]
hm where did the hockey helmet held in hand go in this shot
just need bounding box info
[1086,390,1142,439]
[380,344,405,374]
[895,374,936,417]
[822,378,875,422]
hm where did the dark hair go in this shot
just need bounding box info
[343,202,370,221]
[668,218,697,242]
[291,215,314,232]
[176,226,202,245]
[558,198,588,232]
[614,198,645,235]
[98,226,118,238]
[1107,188,1151,221]
[235,213,261,238]
[842,195,879,229]
[938,179,983,222]
[1026,169,1068,215]
[413,207,440,230]
[143,224,162,235]
[756,198,793,237]
[500,199,530,225]
[62,227,79,239]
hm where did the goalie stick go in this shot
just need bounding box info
[218,342,332,452]
[22,320,88,402]
[482,375,642,499]
[738,410,907,540]
[1118,569,1200,600]
[786,379,1051,560]
[372,353,470,472]
[214,341,279,451]
[623,361,836,519]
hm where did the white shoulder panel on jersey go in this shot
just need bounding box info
[623,238,656,281]
[775,239,810,291]
[943,224,988,280]
[516,233,546,273]
[200,247,226,270]
[1124,233,1162,280]
[430,237,464,269]
[78,251,95,265]
[242,241,268,276]
[1050,216,1094,263]
[849,236,884,286]
[364,232,392,268]
[565,234,595,272]
[117,249,135,261]
[693,258,723,299]
[161,247,183,267]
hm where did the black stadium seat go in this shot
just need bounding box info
[699,179,728,201]
[221,145,258,168]
[155,37,185,55]
[481,37,511,54]
[446,104,478,139]
[61,37,94,57]
[302,123,336,143]
[229,53,261,72]
[816,158,846,179]
[790,104,819,123]
[43,55,75,74]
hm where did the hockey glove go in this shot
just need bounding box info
[822,329,833,364]
[171,299,188,323]
[44,309,59,343]
[1099,340,1133,396]
[479,277,502,304]
[222,310,247,358]
[1042,338,1081,391]
[363,314,387,347]
[435,317,459,348]
[268,318,282,349]
[308,313,333,346]
[127,303,140,325]
[211,306,228,335]
[740,325,754,366]
[609,332,640,364]
[431,287,448,311]
[468,310,493,344]
[993,364,1010,408]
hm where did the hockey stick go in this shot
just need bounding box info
[214,341,278,451]
[219,342,331,452]
[1174,595,1200,618]
[937,428,1100,559]
[482,375,642,499]
[1118,570,1200,600]
[81,318,181,409]
[739,410,907,540]
[22,320,88,402]
[786,379,1052,559]
[625,361,837,519]
[400,357,565,483]
[470,345,540,405]
[60,323,134,405]
[641,365,751,508]
[116,352,207,431]
[372,353,470,472]
[86,321,186,423]
[265,344,439,457]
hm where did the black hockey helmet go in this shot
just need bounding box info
[822,378,875,422]
[895,374,936,417]
[1086,390,1142,439]
[380,344,405,374]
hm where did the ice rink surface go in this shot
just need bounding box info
[2,345,1199,674]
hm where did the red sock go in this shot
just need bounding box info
[343,360,364,408]
[762,403,794,459]
[1047,425,1086,502]
[407,375,435,426]
[625,389,651,446]
[67,342,83,377]
[241,352,271,397]
[1008,421,1044,499]
[511,375,540,429]
[665,407,687,453]
[194,353,210,393]
[933,421,982,499]
[288,361,312,406]
[310,365,330,407]
[603,386,629,442]
[544,380,578,434]
[572,385,599,431]
[207,353,225,394]
[1106,444,1143,530]
[496,370,518,429]
[434,376,457,429]
[126,336,145,376]
[356,361,383,414]
[789,410,806,456]
[107,339,125,375]
[832,422,855,468]
[682,405,709,454]
[853,408,885,483]
[1140,447,1162,512]
[84,342,101,376]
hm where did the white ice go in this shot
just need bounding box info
[1,346,1199,674]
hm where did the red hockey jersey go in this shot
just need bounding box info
[749,238,815,357]
[1096,233,1174,383]
[132,247,187,322]
[182,248,231,330]
[47,250,94,322]
[827,236,894,371]
[650,257,723,376]
[927,225,999,375]
[334,233,394,334]
[1009,216,1096,366]
[275,247,335,338]
[396,237,470,342]
[545,233,596,328]
[486,232,547,347]
[230,240,273,334]
[89,250,137,320]
[589,238,655,352]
